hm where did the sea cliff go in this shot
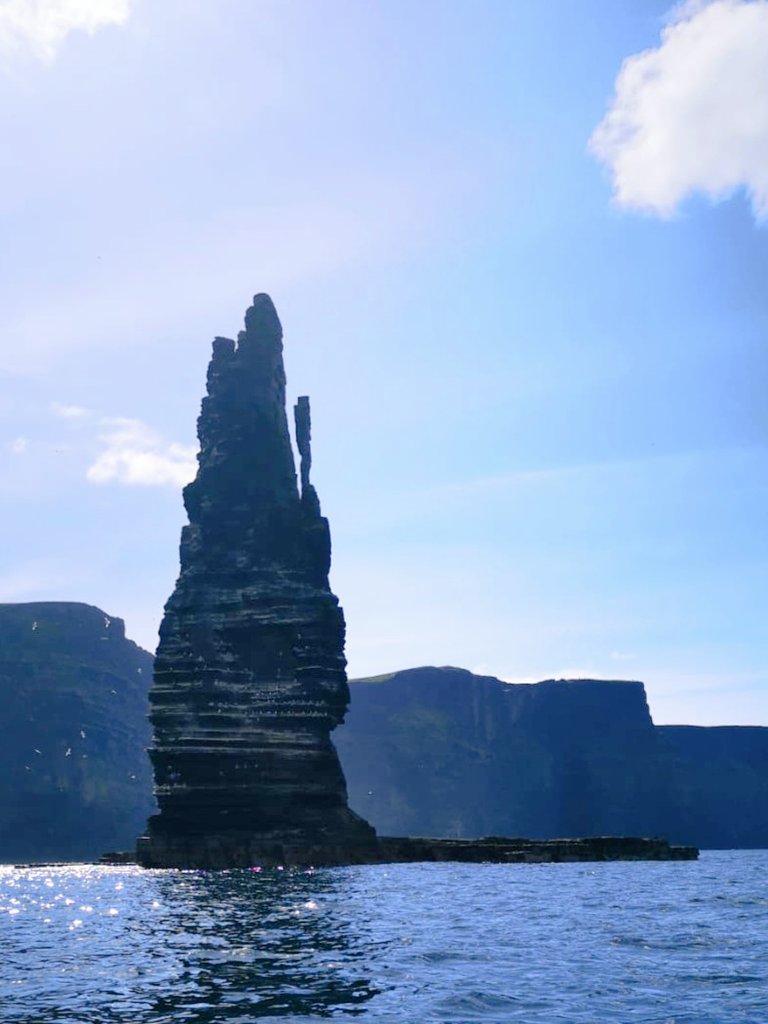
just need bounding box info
[335,666,768,849]
[0,601,155,862]
[0,622,761,858]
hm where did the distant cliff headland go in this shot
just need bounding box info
[0,602,155,862]
[0,602,764,861]
[335,667,768,851]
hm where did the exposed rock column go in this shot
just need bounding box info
[139,294,374,865]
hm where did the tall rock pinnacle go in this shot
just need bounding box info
[134,294,698,870]
[139,294,374,866]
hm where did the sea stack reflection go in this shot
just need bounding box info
[137,294,375,867]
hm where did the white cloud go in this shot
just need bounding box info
[0,0,131,62]
[497,674,542,684]
[590,0,768,219]
[549,666,601,681]
[51,401,90,418]
[87,417,196,487]
[7,435,28,454]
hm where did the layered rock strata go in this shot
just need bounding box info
[138,294,374,866]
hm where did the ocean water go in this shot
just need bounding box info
[0,851,765,1023]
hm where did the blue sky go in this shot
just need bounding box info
[1,0,766,725]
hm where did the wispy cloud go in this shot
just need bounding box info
[590,0,768,220]
[610,650,637,662]
[351,446,754,530]
[87,417,196,487]
[51,401,90,419]
[0,0,132,63]
[497,674,542,685]
[2,161,477,374]
[7,436,28,454]
[547,666,603,681]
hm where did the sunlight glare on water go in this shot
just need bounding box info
[0,852,766,1023]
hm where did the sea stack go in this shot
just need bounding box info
[137,294,375,867]
[136,293,698,869]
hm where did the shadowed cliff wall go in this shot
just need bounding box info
[0,602,156,862]
[657,726,768,849]
[1,631,765,857]
[334,667,768,849]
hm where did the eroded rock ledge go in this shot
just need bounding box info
[135,834,697,869]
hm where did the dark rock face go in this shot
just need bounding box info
[658,726,768,849]
[0,602,155,863]
[335,667,672,840]
[141,294,374,863]
[334,666,768,848]
[135,833,696,869]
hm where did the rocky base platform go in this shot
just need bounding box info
[135,833,698,869]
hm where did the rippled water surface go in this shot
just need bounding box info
[1,851,766,1023]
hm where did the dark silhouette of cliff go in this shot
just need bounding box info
[0,602,155,862]
[0,618,761,858]
[658,725,768,849]
[334,667,768,849]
